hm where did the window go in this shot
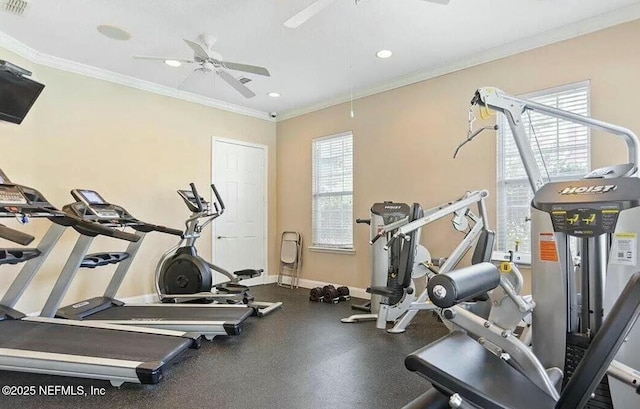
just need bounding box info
[312,132,354,250]
[497,83,590,255]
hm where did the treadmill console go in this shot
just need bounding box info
[0,185,27,205]
[0,168,58,216]
[0,169,25,205]
[71,189,120,219]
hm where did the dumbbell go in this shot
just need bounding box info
[323,285,339,301]
[309,287,323,302]
[323,285,350,301]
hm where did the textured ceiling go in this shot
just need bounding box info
[0,0,638,118]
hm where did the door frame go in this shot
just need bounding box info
[211,136,269,284]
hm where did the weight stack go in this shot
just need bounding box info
[563,334,613,409]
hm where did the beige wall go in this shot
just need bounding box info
[0,47,277,314]
[276,20,640,291]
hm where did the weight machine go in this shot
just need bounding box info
[403,87,640,408]
[342,190,497,334]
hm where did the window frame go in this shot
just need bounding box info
[494,81,591,264]
[310,131,355,253]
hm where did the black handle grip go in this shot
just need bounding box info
[213,202,220,213]
[110,229,141,242]
[211,184,225,211]
[369,233,383,245]
[152,225,184,237]
[356,218,371,225]
[189,183,204,212]
[0,224,35,246]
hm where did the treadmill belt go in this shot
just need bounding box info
[88,305,253,323]
[0,320,192,362]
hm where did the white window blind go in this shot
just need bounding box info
[312,132,354,249]
[497,83,590,254]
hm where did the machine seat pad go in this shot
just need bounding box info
[405,332,556,409]
[367,286,400,297]
[234,269,263,278]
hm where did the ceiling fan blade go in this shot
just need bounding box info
[218,69,256,98]
[221,62,270,77]
[284,0,338,29]
[422,0,450,4]
[184,39,211,60]
[133,55,195,63]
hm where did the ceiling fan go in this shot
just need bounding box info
[284,0,451,29]
[133,34,271,98]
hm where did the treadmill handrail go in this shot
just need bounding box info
[64,198,181,238]
[133,222,183,237]
[63,213,139,242]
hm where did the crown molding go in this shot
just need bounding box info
[278,4,640,121]
[0,31,274,122]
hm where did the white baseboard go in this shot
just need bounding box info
[264,274,278,284]
[271,275,370,300]
[50,276,370,309]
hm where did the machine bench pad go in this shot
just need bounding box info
[405,331,556,409]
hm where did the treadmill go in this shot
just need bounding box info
[0,169,200,386]
[40,188,253,340]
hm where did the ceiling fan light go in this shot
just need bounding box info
[164,59,182,67]
[268,92,281,98]
[376,49,393,59]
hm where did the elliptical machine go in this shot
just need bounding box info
[155,183,282,317]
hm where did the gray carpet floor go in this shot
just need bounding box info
[0,284,449,409]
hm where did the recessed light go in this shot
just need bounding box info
[96,25,131,41]
[164,59,182,67]
[376,49,393,59]
[268,92,280,98]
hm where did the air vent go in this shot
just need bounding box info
[239,77,252,85]
[4,0,28,15]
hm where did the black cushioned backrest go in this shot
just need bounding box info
[398,203,424,289]
[471,230,495,265]
[556,271,640,409]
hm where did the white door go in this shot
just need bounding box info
[213,138,267,286]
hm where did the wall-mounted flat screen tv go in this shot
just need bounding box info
[0,61,45,124]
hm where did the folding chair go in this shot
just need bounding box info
[278,232,302,288]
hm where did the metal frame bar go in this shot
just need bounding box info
[446,308,560,400]
[40,235,95,318]
[104,232,146,299]
[476,87,640,192]
[0,223,66,308]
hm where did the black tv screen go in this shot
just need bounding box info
[0,67,45,124]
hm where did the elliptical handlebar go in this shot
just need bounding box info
[189,183,205,212]
[211,184,225,213]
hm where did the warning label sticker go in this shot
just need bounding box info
[539,233,558,262]
[612,233,637,266]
